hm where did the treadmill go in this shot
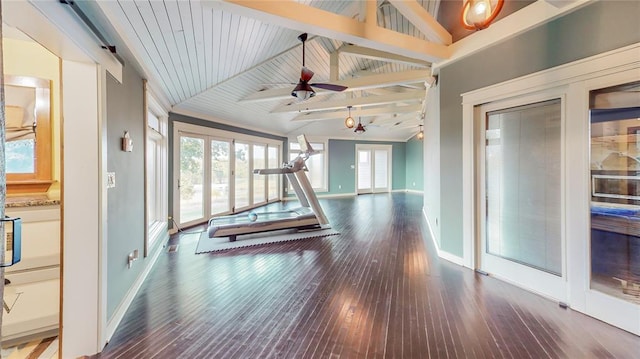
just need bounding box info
[207,134,330,242]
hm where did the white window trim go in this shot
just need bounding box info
[172,121,283,225]
[146,94,168,250]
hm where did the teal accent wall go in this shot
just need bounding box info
[405,134,424,191]
[438,0,640,257]
[106,63,146,319]
[326,139,407,195]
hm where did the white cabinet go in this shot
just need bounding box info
[2,205,60,345]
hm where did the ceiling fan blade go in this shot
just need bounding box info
[301,67,314,82]
[310,83,348,92]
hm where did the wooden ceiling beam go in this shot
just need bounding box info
[241,69,430,102]
[271,89,425,113]
[338,45,430,68]
[387,0,452,45]
[291,103,422,122]
[206,0,450,63]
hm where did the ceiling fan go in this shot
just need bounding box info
[291,33,348,100]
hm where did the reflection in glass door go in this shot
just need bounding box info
[253,144,266,204]
[211,139,231,215]
[235,142,250,210]
[479,99,566,300]
[179,135,205,224]
[590,84,640,306]
[267,145,279,201]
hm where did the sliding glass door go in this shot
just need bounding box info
[478,98,566,301]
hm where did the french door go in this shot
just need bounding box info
[178,134,207,226]
[356,145,391,194]
[175,126,281,227]
[477,97,567,301]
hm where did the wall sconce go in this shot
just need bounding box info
[345,106,355,129]
[354,117,366,134]
[121,131,133,152]
[461,0,504,31]
[417,124,424,140]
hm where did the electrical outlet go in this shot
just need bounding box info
[338,185,342,190]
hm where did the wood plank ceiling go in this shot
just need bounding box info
[97,0,445,140]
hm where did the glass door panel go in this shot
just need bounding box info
[480,99,565,300]
[179,135,205,224]
[267,145,279,201]
[590,85,640,305]
[253,144,266,204]
[357,150,372,193]
[374,149,389,192]
[211,139,231,215]
[235,142,250,210]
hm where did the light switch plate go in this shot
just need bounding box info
[107,172,116,188]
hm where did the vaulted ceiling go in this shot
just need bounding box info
[80,0,535,141]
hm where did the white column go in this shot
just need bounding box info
[61,59,103,357]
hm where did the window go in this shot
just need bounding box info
[289,139,327,192]
[146,95,168,253]
[5,75,52,193]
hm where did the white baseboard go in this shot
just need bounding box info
[422,207,464,266]
[283,193,356,201]
[104,230,169,344]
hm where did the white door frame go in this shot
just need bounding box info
[461,43,640,334]
[475,93,568,302]
[355,144,392,194]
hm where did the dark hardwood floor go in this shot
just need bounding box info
[94,193,640,358]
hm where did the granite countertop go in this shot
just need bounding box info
[5,195,61,208]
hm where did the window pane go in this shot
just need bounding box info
[211,140,230,215]
[180,136,204,223]
[6,139,35,173]
[485,99,562,275]
[268,146,279,200]
[374,150,388,188]
[306,153,324,189]
[147,138,158,226]
[253,144,266,204]
[358,150,371,190]
[235,143,250,209]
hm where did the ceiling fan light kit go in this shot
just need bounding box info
[291,33,348,101]
[461,0,504,31]
[292,81,316,100]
